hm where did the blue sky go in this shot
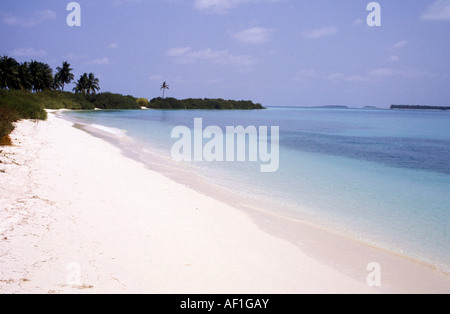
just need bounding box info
[1,0,449,107]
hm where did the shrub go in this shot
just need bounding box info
[0,106,19,143]
[37,91,94,110]
[0,90,47,120]
[0,134,12,146]
[87,92,141,110]
[0,90,47,145]
[136,98,149,107]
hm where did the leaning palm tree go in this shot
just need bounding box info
[52,73,63,91]
[86,73,100,95]
[56,61,74,91]
[160,81,169,98]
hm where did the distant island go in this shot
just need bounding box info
[147,97,265,110]
[295,105,350,109]
[316,105,349,109]
[391,105,450,111]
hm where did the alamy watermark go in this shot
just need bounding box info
[66,262,82,286]
[171,118,280,173]
[366,262,381,287]
[66,2,380,28]
[66,2,81,27]
[367,2,382,27]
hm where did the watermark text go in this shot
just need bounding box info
[67,2,81,27]
[171,118,279,173]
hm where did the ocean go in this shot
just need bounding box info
[62,107,450,272]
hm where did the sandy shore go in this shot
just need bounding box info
[1,113,449,294]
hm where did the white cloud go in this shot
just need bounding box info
[113,0,143,7]
[167,47,257,67]
[329,68,432,83]
[302,26,337,39]
[195,0,250,13]
[167,47,192,57]
[108,43,119,49]
[10,48,47,58]
[194,0,280,14]
[369,68,396,77]
[206,78,222,85]
[421,0,450,21]
[345,75,370,83]
[66,53,88,61]
[388,55,399,62]
[87,57,112,66]
[149,74,164,81]
[327,72,345,82]
[326,72,371,83]
[345,68,395,82]
[391,40,408,50]
[293,70,315,82]
[2,10,56,27]
[352,18,364,27]
[231,27,275,44]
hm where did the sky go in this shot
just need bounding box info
[1,0,449,108]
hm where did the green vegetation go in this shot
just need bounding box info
[136,98,149,107]
[0,90,141,111]
[55,61,75,92]
[0,90,47,120]
[0,55,98,95]
[0,89,142,144]
[0,55,143,144]
[35,91,95,110]
[148,97,265,110]
[0,90,47,145]
[73,73,100,95]
[0,107,19,145]
[87,93,140,110]
[1,54,265,145]
[391,105,450,110]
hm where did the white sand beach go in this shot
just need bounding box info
[0,112,449,294]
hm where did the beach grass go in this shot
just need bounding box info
[0,91,47,145]
[0,90,145,145]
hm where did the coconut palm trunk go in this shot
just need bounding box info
[161,81,169,98]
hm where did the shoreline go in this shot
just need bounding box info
[66,111,450,275]
[1,112,449,293]
[67,114,450,292]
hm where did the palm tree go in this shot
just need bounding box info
[56,61,74,91]
[29,60,53,92]
[86,73,100,95]
[0,55,20,90]
[73,73,89,94]
[160,81,169,98]
[29,61,41,92]
[73,73,100,95]
[17,62,33,91]
[52,73,63,91]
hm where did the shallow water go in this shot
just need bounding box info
[63,107,450,271]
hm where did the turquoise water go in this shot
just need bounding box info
[63,108,450,271]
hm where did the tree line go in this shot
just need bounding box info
[148,97,265,110]
[391,105,450,111]
[0,55,99,95]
